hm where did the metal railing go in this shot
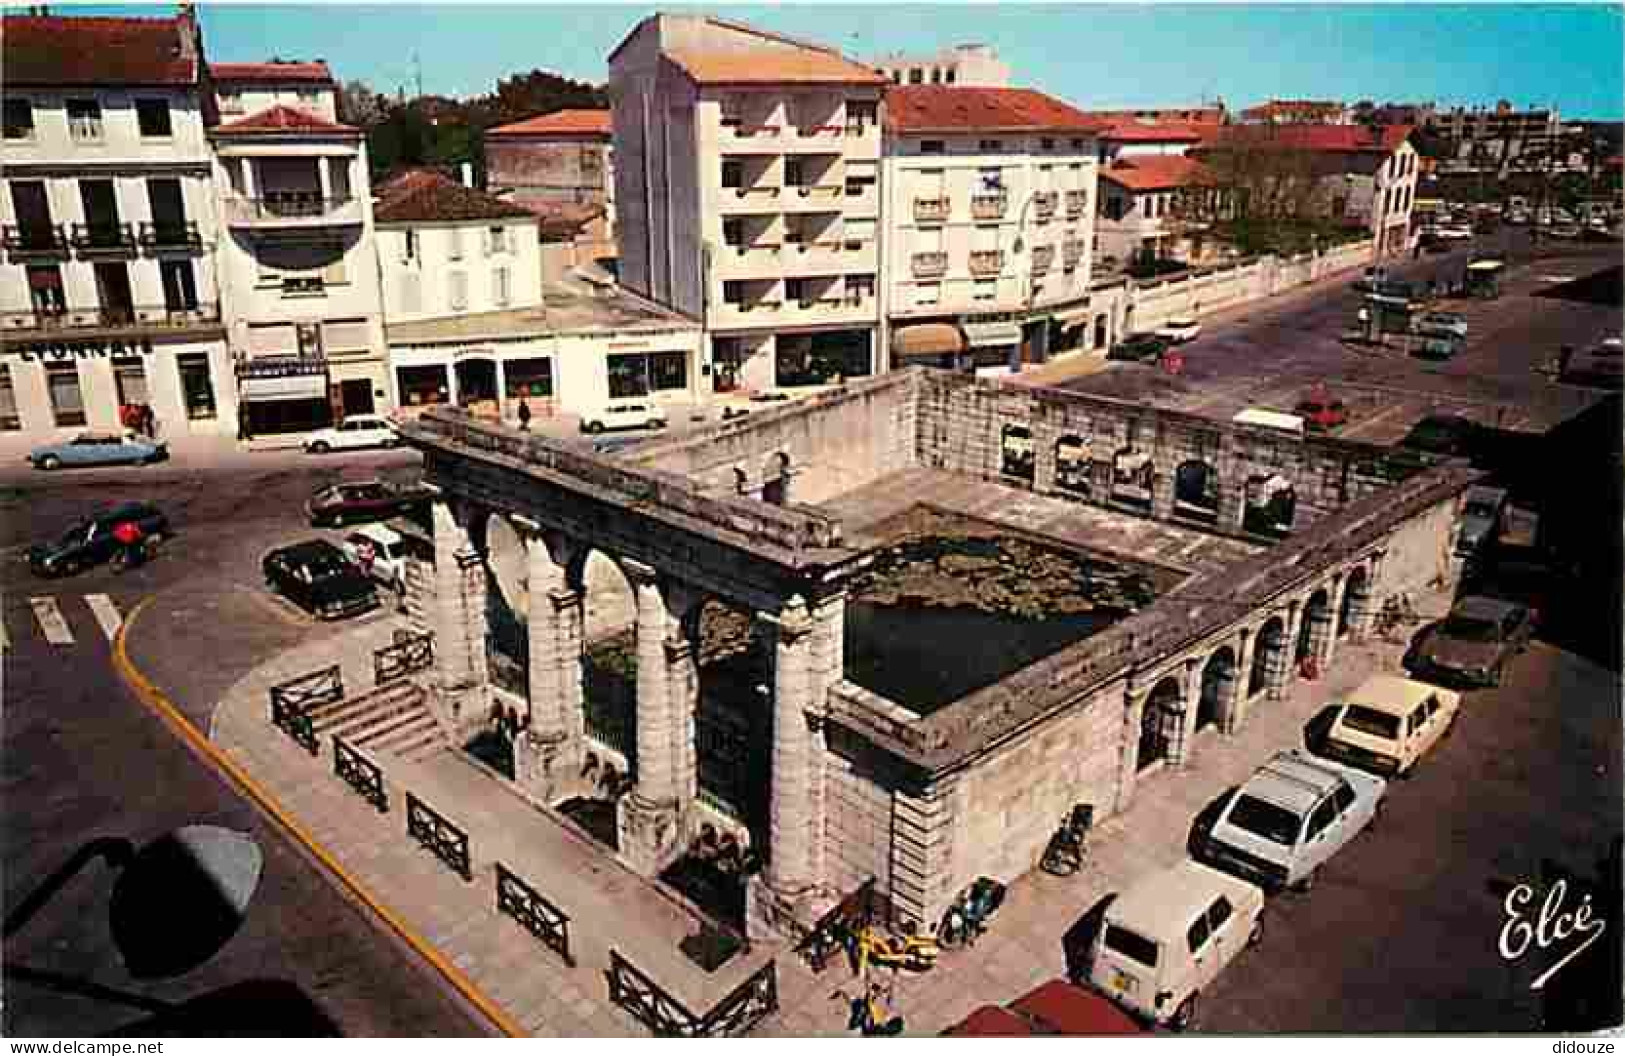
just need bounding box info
[607,949,779,1038]
[406,791,473,882]
[69,222,137,255]
[3,303,220,332]
[1031,245,1055,273]
[972,193,1008,219]
[1063,240,1086,265]
[913,197,950,222]
[333,734,389,813]
[2,223,69,257]
[224,194,359,223]
[138,219,202,250]
[969,250,1004,276]
[1033,192,1059,222]
[269,664,342,756]
[374,630,433,686]
[495,862,575,966]
[911,251,948,277]
[1066,190,1088,218]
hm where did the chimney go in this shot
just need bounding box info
[460,161,473,188]
[176,1,200,67]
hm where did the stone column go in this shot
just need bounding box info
[1172,657,1202,768]
[1150,458,1176,521]
[317,156,333,203]
[1268,602,1302,701]
[1317,576,1346,669]
[1229,628,1256,734]
[1114,687,1148,814]
[803,593,845,894]
[616,561,683,876]
[1347,552,1384,641]
[428,500,489,740]
[550,587,587,747]
[1033,430,1058,495]
[515,533,571,803]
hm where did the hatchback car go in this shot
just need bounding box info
[262,540,378,620]
[1195,749,1386,894]
[29,431,169,470]
[1156,318,1202,344]
[29,502,170,577]
[1292,394,1348,432]
[1415,312,1469,341]
[303,415,400,454]
[306,479,431,527]
[1400,413,1479,458]
[1456,484,1509,558]
[1317,675,1461,778]
[1405,595,1533,687]
[579,401,667,434]
[339,523,409,596]
[944,980,1145,1036]
[1108,333,1169,363]
[1087,859,1265,1030]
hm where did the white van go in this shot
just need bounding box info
[1231,408,1306,438]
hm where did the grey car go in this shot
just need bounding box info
[29,431,169,470]
[1456,485,1508,558]
[1405,596,1533,687]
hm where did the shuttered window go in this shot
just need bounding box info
[324,318,370,351]
[493,267,511,306]
[248,322,296,355]
[448,270,468,311]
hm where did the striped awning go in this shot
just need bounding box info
[962,321,1023,348]
[893,323,965,358]
[239,374,328,401]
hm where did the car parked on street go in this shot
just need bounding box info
[302,414,401,454]
[1316,675,1462,778]
[1415,311,1469,341]
[579,400,667,434]
[28,502,170,577]
[1456,484,1509,558]
[1108,333,1170,362]
[1195,749,1387,894]
[944,979,1147,1036]
[1399,413,1480,458]
[339,523,409,597]
[306,479,432,528]
[1087,859,1265,1030]
[29,431,169,470]
[262,539,379,621]
[1404,595,1533,687]
[1560,340,1624,389]
[1155,317,1202,344]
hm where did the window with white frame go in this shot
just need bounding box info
[919,139,945,155]
[487,225,508,255]
[403,229,417,262]
[218,89,245,115]
[66,99,102,141]
[136,99,172,138]
[447,227,464,261]
[974,279,996,301]
[3,98,33,140]
[448,270,468,310]
[915,282,940,307]
[493,266,511,306]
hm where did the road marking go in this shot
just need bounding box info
[85,593,123,642]
[29,597,74,646]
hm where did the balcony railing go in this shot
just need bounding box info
[1066,190,1088,219]
[70,222,138,256]
[722,120,782,138]
[912,251,948,277]
[972,193,1008,220]
[224,194,360,225]
[3,302,221,334]
[1063,240,1086,266]
[1031,245,1055,273]
[1033,192,1059,223]
[2,223,69,259]
[138,219,202,251]
[969,250,1004,276]
[914,197,950,223]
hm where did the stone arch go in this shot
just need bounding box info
[1138,675,1183,771]
[1001,423,1035,481]
[1243,472,1296,537]
[1055,434,1091,495]
[1249,614,1287,698]
[1173,458,1220,524]
[1197,646,1237,731]
[761,451,792,506]
[569,547,640,767]
[477,512,531,703]
[1339,564,1372,637]
[690,596,774,846]
[1111,446,1153,511]
[1298,587,1333,664]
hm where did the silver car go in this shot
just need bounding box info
[29,431,169,470]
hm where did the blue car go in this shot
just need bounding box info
[29,431,169,470]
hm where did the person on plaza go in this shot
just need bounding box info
[111,517,148,570]
[140,404,157,438]
[517,398,532,432]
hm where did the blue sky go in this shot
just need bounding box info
[70,3,1625,119]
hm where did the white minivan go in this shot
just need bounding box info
[1088,859,1265,1030]
[579,401,667,434]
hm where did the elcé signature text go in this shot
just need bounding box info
[1499,879,1608,991]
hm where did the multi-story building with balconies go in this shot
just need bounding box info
[209,85,389,435]
[0,9,236,437]
[872,44,1010,89]
[883,86,1102,374]
[210,60,339,124]
[609,14,886,393]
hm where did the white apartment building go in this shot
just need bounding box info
[609,14,887,393]
[884,86,1101,373]
[209,91,389,434]
[873,44,1010,88]
[0,9,236,437]
[210,61,340,124]
[1096,156,1226,265]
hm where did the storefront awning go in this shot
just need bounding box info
[962,321,1023,348]
[240,374,328,401]
[893,323,965,358]
[1051,305,1093,327]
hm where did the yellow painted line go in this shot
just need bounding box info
[111,597,526,1039]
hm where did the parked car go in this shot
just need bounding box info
[1560,340,1625,389]
[302,414,401,454]
[1412,332,1466,361]
[1292,394,1348,432]
[1456,484,1509,558]
[339,523,409,597]
[29,431,169,470]
[262,539,379,620]
[28,502,170,577]
[1415,311,1469,341]
[306,479,431,527]
[1195,749,1386,894]
[1155,317,1202,344]
[1316,675,1462,778]
[579,400,667,434]
[1399,413,1479,458]
[1405,595,1533,687]
[1548,223,1583,239]
[944,980,1146,1036]
[1087,859,1265,1030]
[1108,333,1169,362]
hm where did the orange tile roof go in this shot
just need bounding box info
[4,13,195,86]
[664,47,886,86]
[884,86,1106,135]
[373,170,537,224]
[210,60,334,84]
[1199,123,1414,155]
[1100,155,1220,192]
[1097,120,1207,144]
[211,103,360,137]
[486,109,612,138]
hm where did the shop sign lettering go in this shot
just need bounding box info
[14,336,156,361]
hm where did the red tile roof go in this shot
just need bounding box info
[1100,155,1219,192]
[211,104,360,137]
[664,47,886,86]
[3,13,196,87]
[1097,120,1207,144]
[373,170,539,224]
[531,202,606,241]
[1201,123,1414,154]
[885,86,1106,135]
[210,61,335,84]
[486,109,612,139]
[1086,106,1227,126]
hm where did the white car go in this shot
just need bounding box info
[1195,749,1386,894]
[1088,859,1265,1030]
[339,523,408,597]
[304,415,400,454]
[1156,318,1202,344]
[579,401,667,434]
[1316,675,1461,779]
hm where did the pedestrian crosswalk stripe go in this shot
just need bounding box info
[86,594,123,642]
[29,597,74,646]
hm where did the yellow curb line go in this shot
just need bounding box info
[111,597,527,1038]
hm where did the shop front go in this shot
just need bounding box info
[237,360,332,437]
[962,320,1023,377]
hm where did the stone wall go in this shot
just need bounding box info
[1374,491,1465,602]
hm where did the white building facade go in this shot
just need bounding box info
[873,44,1010,89]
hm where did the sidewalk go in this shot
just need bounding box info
[193,578,1440,1036]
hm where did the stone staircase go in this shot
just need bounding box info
[306,680,446,762]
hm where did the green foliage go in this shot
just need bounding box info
[1211,217,1367,257]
